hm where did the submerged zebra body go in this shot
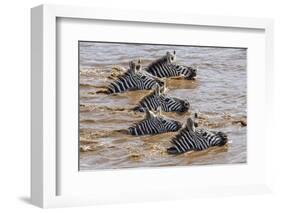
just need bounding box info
[167,118,228,154]
[128,108,182,136]
[133,83,190,113]
[145,51,197,80]
[107,60,164,94]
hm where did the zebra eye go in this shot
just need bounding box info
[164,98,170,102]
[171,57,174,61]
[141,76,146,80]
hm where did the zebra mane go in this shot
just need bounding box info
[114,65,138,81]
[173,118,194,135]
[110,70,133,85]
[146,51,175,69]
[139,69,160,79]
[171,127,187,144]
[140,83,167,101]
[131,108,155,127]
[171,118,196,144]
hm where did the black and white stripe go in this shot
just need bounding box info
[133,84,190,113]
[107,60,164,94]
[145,51,197,80]
[128,108,182,136]
[167,118,228,154]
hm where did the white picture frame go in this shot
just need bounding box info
[31,4,274,208]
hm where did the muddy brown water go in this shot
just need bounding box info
[79,42,247,170]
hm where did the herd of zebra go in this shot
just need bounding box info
[100,51,228,155]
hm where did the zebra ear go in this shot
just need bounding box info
[129,61,136,73]
[173,50,176,55]
[193,112,199,127]
[136,64,141,71]
[156,106,162,116]
[133,59,141,71]
[159,81,167,94]
[154,84,161,95]
[144,108,155,119]
[186,118,196,132]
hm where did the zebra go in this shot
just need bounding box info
[106,60,164,94]
[128,107,182,136]
[133,83,190,113]
[167,117,228,154]
[145,51,197,80]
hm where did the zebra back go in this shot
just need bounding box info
[145,51,178,78]
[145,51,197,79]
[133,83,190,113]
[107,60,164,94]
[128,107,182,136]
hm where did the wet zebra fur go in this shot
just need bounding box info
[107,60,164,94]
[145,51,197,80]
[167,118,228,154]
[128,108,182,136]
[133,83,190,113]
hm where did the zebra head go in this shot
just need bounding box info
[167,118,228,154]
[107,59,164,94]
[133,83,190,113]
[128,59,142,72]
[192,113,227,146]
[127,59,165,89]
[145,51,198,80]
[128,107,182,136]
[174,65,197,80]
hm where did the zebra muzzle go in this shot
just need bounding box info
[217,132,228,146]
[167,147,180,155]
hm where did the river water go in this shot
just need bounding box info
[79,42,247,170]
